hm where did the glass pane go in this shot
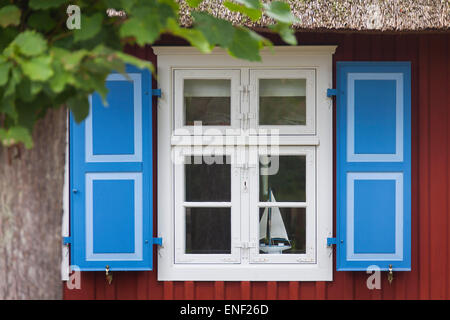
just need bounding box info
[259,79,306,125]
[260,155,306,202]
[184,79,231,126]
[185,156,231,202]
[259,207,306,254]
[186,207,231,254]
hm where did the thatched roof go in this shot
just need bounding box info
[178,0,450,31]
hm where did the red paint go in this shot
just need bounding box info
[64,33,450,300]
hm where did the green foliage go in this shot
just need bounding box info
[0,5,21,28]
[0,0,298,148]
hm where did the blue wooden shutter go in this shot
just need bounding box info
[69,66,153,271]
[336,62,411,271]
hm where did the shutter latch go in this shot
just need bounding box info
[105,265,113,285]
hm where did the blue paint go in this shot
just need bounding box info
[354,80,397,154]
[92,180,135,254]
[327,237,337,246]
[69,65,153,271]
[354,179,396,254]
[92,81,135,155]
[327,88,337,97]
[152,88,161,97]
[336,62,411,271]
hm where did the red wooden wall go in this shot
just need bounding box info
[64,32,450,300]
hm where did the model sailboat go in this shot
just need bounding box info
[259,190,291,254]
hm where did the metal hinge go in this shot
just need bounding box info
[152,237,163,246]
[327,237,337,246]
[152,89,162,97]
[327,88,337,97]
[236,242,256,249]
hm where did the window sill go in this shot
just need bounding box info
[158,262,333,282]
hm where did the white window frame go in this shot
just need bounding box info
[174,146,241,264]
[173,69,241,135]
[249,146,316,264]
[155,46,336,281]
[249,69,316,135]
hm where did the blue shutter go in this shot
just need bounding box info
[336,62,411,271]
[69,66,154,271]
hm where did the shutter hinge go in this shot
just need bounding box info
[152,89,162,97]
[63,236,72,245]
[327,89,337,97]
[327,237,337,246]
[152,237,163,246]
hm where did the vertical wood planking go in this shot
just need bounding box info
[418,35,431,300]
[447,34,450,300]
[428,34,448,300]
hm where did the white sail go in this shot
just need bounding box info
[259,208,268,240]
[259,191,289,241]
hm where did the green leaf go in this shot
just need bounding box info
[227,28,261,61]
[20,56,54,81]
[167,19,212,53]
[115,52,154,73]
[192,12,235,48]
[74,13,103,42]
[12,31,47,56]
[186,0,204,8]
[0,126,33,148]
[29,0,68,9]
[224,1,262,21]
[67,94,90,123]
[264,1,297,24]
[0,5,21,28]
[0,61,12,86]
[120,17,161,45]
[269,23,297,45]
[0,96,18,121]
[27,10,57,32]
[235,0,261,10]
[60,49,89,71]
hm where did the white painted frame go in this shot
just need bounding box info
[85,172,143,261]
[249,146,316,264]
[173,69,241,135]
[249,69,316,135]
[155,46,335,281]
[346,172,404,261]
[347,73,404,162]
[173,146,241,264]
[85,73,143,162]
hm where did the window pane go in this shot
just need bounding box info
[260,155,306,202]
[259,79,306,126]
[184,79,231,126]
[186,207,231,254]
[185,156,231,202]
[259,207,306,254]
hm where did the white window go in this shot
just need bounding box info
[155,46,336,281]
